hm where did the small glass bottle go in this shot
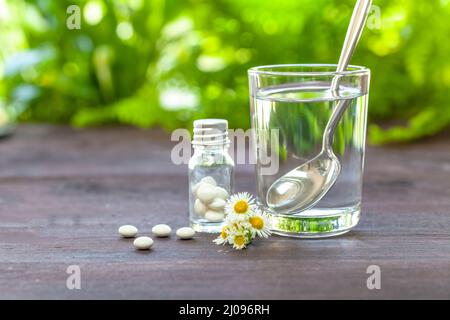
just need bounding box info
[189,119,234,233]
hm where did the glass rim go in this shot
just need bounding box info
[248,64,370,77]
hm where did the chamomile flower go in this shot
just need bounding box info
[248,210,271,238]
[213,226,229,245]
[229,230,250,250]
[225,192,256,220]
[214,192,271,250]
[224,217,247,232]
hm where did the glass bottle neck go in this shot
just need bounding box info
[193,143,230,154]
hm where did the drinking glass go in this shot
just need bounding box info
[248,64,370,237]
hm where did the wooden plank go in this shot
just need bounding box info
[0,125,449,299]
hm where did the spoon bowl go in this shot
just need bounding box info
[267,149,341,214]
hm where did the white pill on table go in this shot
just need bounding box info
[133,236,154,250]
[118,225,138,238]
[208,198,226,211]
[176,227,195,240]
[196,184,216,203]
[152,224,172,237]
[205,211,224,222]
[200,176,217,186]
[213,186,229,200]
[194,198,207,215]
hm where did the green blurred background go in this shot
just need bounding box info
[0,0,449,144]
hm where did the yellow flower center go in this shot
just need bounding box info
[234,200,249,214]
[221,227,228,239]
[249,216,264,230]
[234,235,246,246]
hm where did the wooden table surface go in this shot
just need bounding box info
[0,125,449,300]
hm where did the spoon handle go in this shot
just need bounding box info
[337,0,373,72]
[324,0,372,150]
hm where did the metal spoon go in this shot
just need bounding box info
[266,0,373,214]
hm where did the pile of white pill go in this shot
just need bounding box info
[118,224,195,250]
[192,176,228,222]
